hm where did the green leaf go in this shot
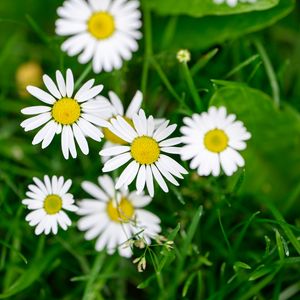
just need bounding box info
[248,264,276,281]
[210,85,300,202]
[234,261,252,272]
[275,229,285,261]
[146,0,278,17]
[153,0,294,51]
[0,247,60,299]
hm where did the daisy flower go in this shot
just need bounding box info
[22,175,78,235]
[99,109,188,196]
[21,68,109,159]
[213,0,256,7]
[96,90,164,160]
[97,90,143,146]
[77,175,161,257]
[180,106,251,177]
[55,0,142,73]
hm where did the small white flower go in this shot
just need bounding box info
[96,90,164,161]
[55,0,142,73]
[77,175,161,257]
[21,69,109,159]
[213,0,256,7]
[180,106,251,177]
[176,49,191,63]
[22,175,78,235]
[100,109,188,196]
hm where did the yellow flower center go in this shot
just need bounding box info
[131,136,160,165]
[52,98,81,125]
[103,117,134,145]
[87,12,115,39]
[204,129,228,153]
[44,194,63,215]
[106,197,134,223]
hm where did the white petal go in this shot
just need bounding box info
[56,70,67,97]
[102,153,132,172]
[66,69,74,98]
[100,146,130,156]
[26,86,56,104]
[154,124,177,142]
[98,175,115,198]
[73,123,89,155]
[115,160,139,189]
[43,74,62,99]
[61,126,70,159]
[126,90,142,118]
[21,106,51,115]
[151,164,168,193]
[75,85,104,102]
[159,137,181,147]
[81,181,108,201]
[145,165,154,197]
[136,164,146,193]
[77,118,103,141]
[108,91,124,115]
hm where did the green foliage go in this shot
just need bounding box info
[153,0,294,51]
[0,0,300,299]
[146,0,278,17]
[210,85,300,202]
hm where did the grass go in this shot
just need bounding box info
[0,0,300,299]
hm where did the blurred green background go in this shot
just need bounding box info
[1,0,300,299]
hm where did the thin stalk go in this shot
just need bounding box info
[253,39,280,108]
[74,63,93,89]
[141,4,152,97]
[82,251,106,300]
[181,62,203,111]
[151,58,182,104]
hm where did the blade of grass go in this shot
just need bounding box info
[225,54,260,79]
[191,48,219,76]
[164,206,203,300]
[253,39,280,108]
[82,251,106,300]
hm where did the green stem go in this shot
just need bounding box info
[151,58,182,104]
[74,63,93,89]
[181,62,203,111]
[266,200,300,256]
[141,4,152,97]
[253,39,280,108]
[82,251,106,300]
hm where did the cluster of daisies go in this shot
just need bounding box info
[20,0,252,258]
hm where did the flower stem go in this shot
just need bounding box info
[181,62,203,112]
[82,251,106,300]
[253,39,280,108]
[141,4,152,98]
[74,63,93,89]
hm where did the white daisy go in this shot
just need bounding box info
[96,90,164,161]
[97,90,143,145]
[22,175,78,235]
[213,0,256,7]
[21,68,109,159]
[99,109,188,196]
[55,0,142,73]
[180,106,251,177]
[77,175,161,257]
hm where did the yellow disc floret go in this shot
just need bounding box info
[131,136,160,165]
[87,12,115,39]
[103,117,134,145]
[106,197,134,223]
[44,194,63,215]
[204,129,228,153]
[52,98,81,125]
